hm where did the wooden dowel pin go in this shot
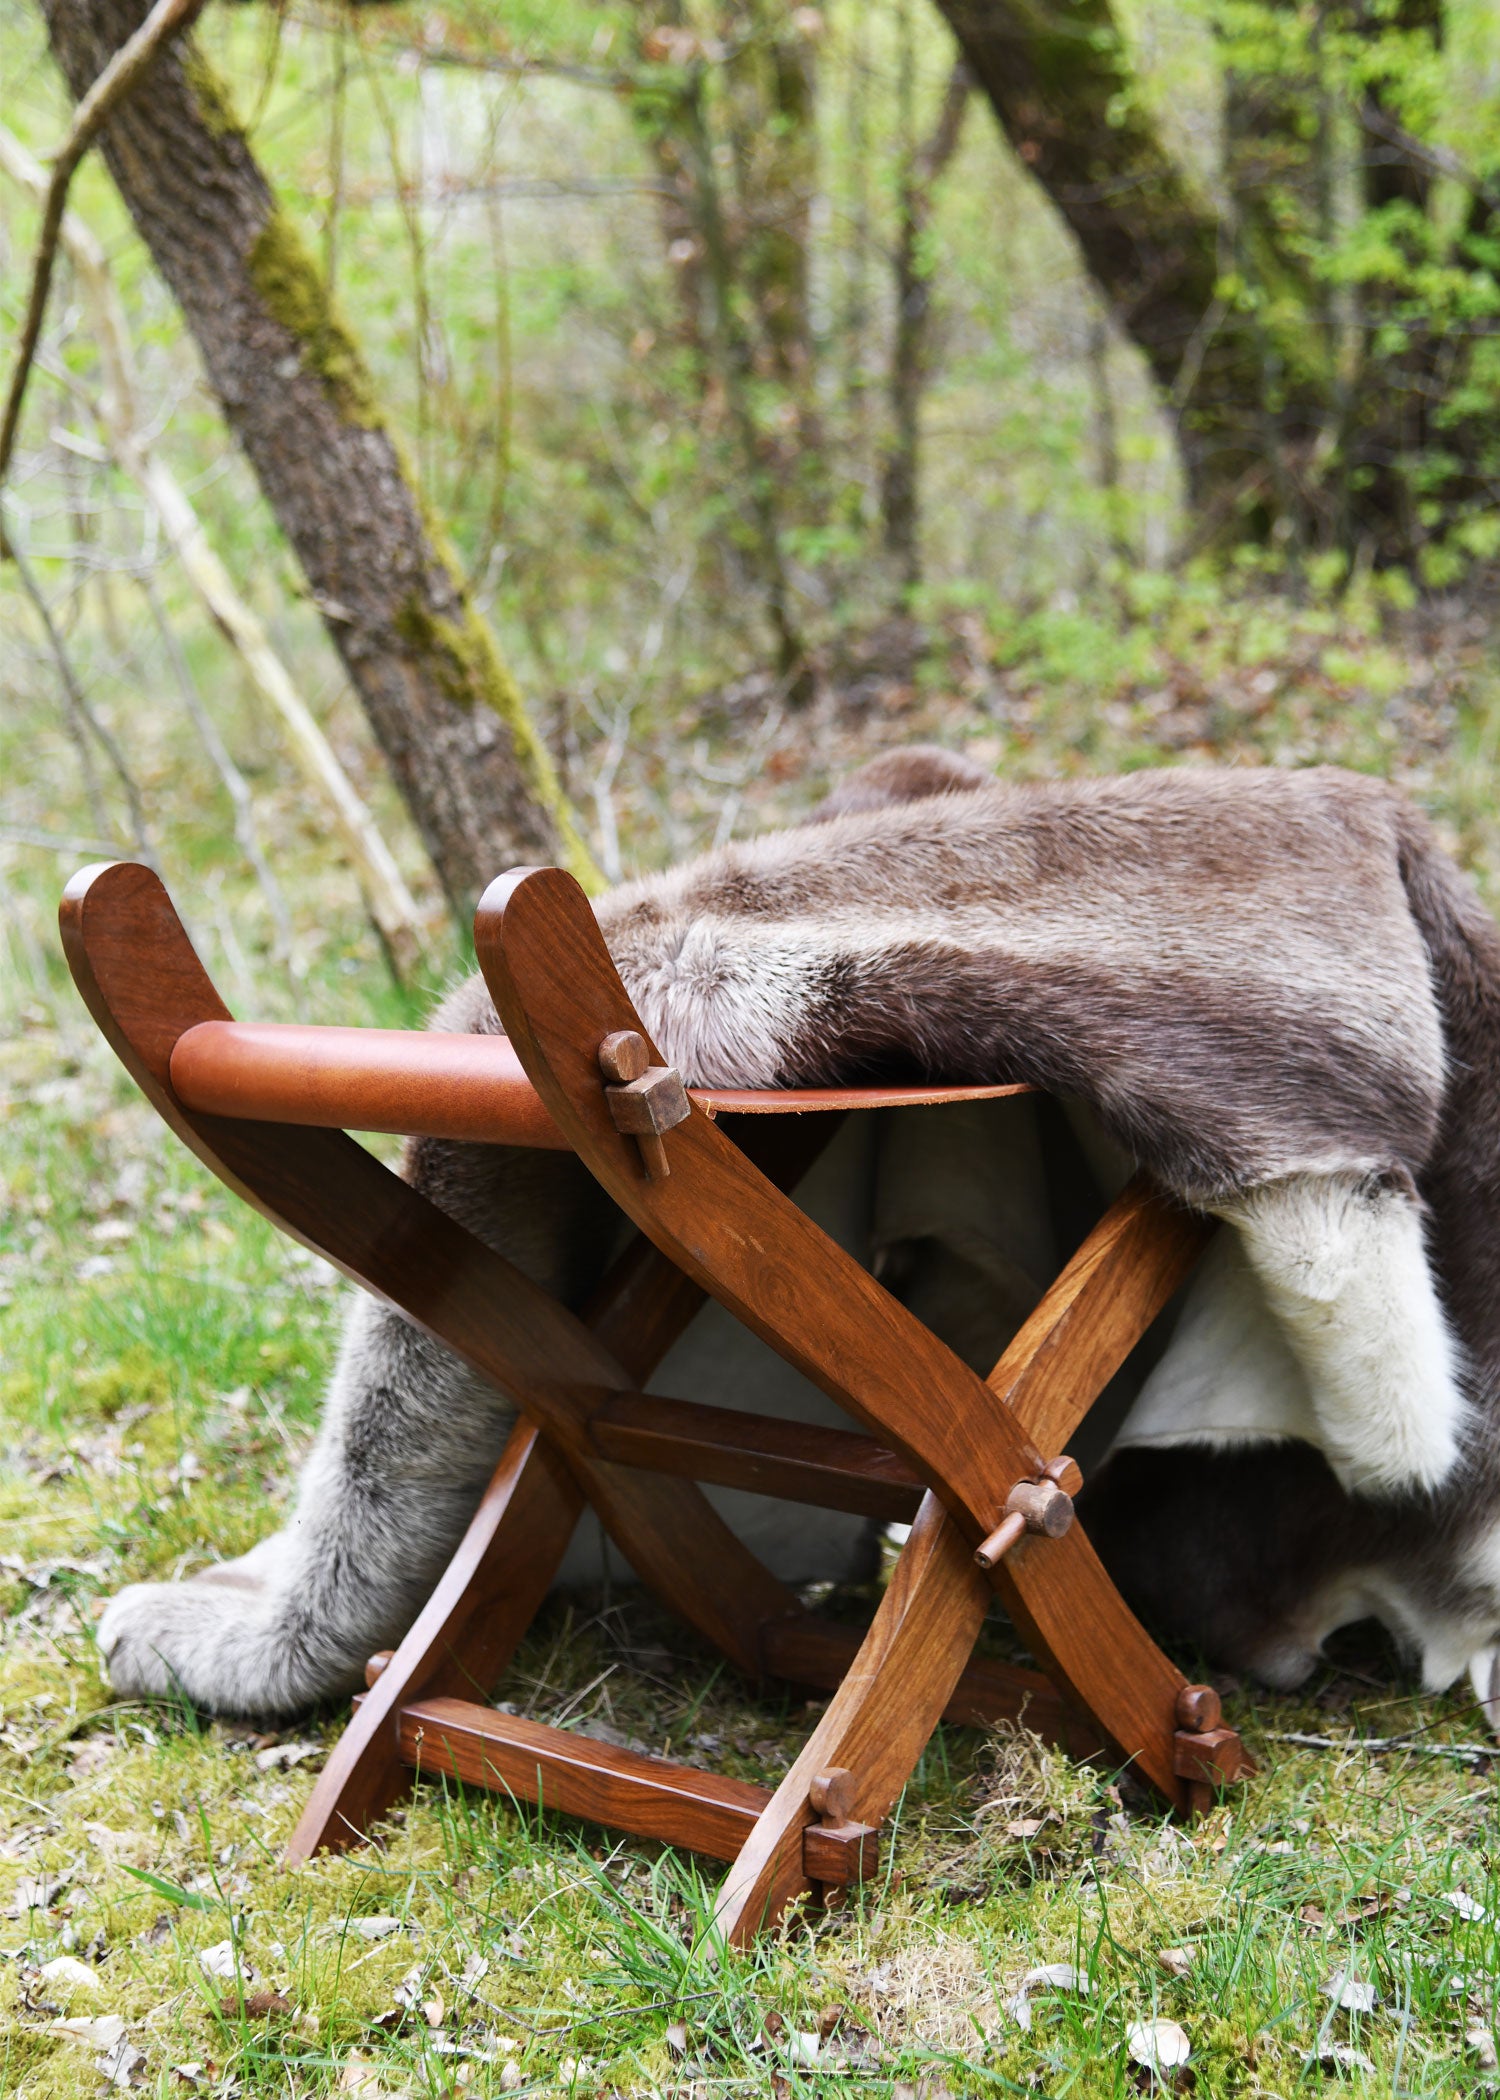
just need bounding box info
[974,1463,1079,1571]
[803,1766,880,1884]
[598,1030,690,1181]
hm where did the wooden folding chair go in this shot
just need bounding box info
[61,858,1251,1945]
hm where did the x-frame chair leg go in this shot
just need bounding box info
[478,866,1230,1813]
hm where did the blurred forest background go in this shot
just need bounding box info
[3,0,1500,1026]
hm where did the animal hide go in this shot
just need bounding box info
[95,753,1500,1729]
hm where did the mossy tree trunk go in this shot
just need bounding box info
[932,0,1333,536]
[41,0,587,921]
[932,0,1494,562]
[882,40,971,599]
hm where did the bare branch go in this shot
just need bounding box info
[0,506,153,862]
[0,119,427,974]
[138,571,302,982]
[1358,102,1500,217]
[0,0,205,490]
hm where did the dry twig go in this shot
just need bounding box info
[0,0,206,490]
[0,122,427,974]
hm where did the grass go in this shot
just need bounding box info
[6,573,1500,2095]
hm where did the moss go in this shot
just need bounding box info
[181,45,245,142]
[247,208,385,433]
[394,593,599,887]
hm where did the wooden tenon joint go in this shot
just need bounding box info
[598,1031,690,1181]
[973,1456,1082,1571]
[1171,1683,1253,1813]
[802,1766,880,1885]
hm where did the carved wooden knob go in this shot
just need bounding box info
[598,1030,650,1084]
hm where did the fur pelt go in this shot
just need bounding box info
[96,754,1500,1728]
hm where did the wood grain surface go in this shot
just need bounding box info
[475,865,1204,1807]
[396,1699,771,1861]
[588,1392,925,1521]
[712,1491,992,1942]
[987,1174,1214,1454]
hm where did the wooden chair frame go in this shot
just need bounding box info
[60,859,1250,1946]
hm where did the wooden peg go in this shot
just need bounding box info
[599,1038,691,1182]
[973,1510,1028,1570]
[810,1767,856,1822]
[1042,1454,1084,1498]
[598,1031,649,1084]
[1173,1724,1248,1788]
[803,1765,879,1885]
[974,1475,1074,1570]
[1175,1683,1221,1733]
[365,1650,394,1688]
[1007,1478,1074,1537]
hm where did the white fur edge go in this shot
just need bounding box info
[1212,1174,1466,1499]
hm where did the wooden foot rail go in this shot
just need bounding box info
[61,857,1252,1945]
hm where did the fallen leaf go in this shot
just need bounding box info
[1299,1902,1327,1928]
[51,2014,126,2050]
[1322,1969,1378,2014]
[1127,2018,1192,2071]
[349,1915,401,1942]
[1004,1962,1094,2029]
[1444,1889,1489,1923]
[221,1990,291,2019]
[499,2063,522,2093]
[1157,1947,1194,1978]
[253,1740,321,1772]
[1467,2024,1499,2070]
[40,1954,101,1993]
[198,1940,253,1983]
[98,2033,146,2088]
[9,1869,69,1915]
[459,1951,489,1992]
[422,1989,444,2028]
[1024,1962,1093,1995]
[1006,1817,1048,1839]
[1309,2045,1375,2073]
[665,2020,689,2057]
[817,2004,845,2038]
[787,2029,820,2065]
[66,1740,116,1778]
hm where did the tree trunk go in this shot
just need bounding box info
[41,0,588,920]
[882,43,971,597]
[931,0,1328,529]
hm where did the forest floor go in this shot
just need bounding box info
[5,575,1500,2099]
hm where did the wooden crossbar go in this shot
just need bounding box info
[588,1392,924,1521]
[397,1700,772,1863]
[169,1018,1031,1144]
[60,857,1251,1946]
